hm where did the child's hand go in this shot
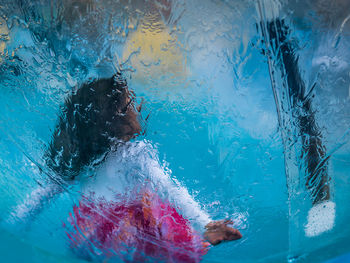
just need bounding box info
[204,219,242,245]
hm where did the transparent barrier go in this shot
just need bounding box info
[0,0,349,262]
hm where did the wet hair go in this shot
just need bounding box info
[46,74,141,180]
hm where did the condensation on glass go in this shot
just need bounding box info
[0,0,349,262]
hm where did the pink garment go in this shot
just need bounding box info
[66,192,209,262]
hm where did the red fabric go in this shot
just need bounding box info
[66,192,208,262]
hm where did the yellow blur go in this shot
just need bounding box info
[122,14,187,85]
[0,18,9,62]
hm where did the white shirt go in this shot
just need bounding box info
[81,140,211,231]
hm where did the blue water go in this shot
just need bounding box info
[1,0,350,262]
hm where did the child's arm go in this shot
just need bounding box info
[143,156,210,229]
[137,142,243,243]
[144,154,229,232]
[162,176,212,230]
[8,184,63,225]
[158,174,242,243]
[145,159,243,244]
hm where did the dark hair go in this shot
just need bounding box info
[46,74,141,180]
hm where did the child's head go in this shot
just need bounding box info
[70,74,143,152]
[47,74,143,180]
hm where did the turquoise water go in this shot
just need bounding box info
[1,0,350,262]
